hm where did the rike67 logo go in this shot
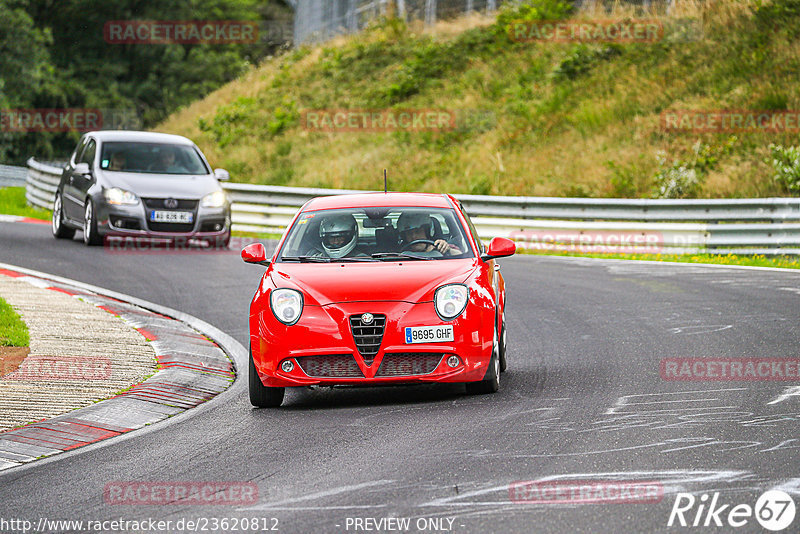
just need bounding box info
[668,490,796,531]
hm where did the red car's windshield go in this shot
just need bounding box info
[278,207,474,261]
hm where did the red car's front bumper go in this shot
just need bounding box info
[250,300,493,388]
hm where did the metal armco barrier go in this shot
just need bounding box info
[0,164,28,188]
[26,158,800,255]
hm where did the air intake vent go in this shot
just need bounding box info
[295,355,363,378]
[376,353,444,377]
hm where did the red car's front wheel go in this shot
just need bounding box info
[465,337,500,395]
[249,348,285,408]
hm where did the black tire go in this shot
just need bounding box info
[465,340,500,395]
[52,192,76,239]
[83,199,102,246]
[499,315,507,373]
[249,348,285,408]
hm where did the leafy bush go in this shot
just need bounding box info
[267,97,300,137]
[469,174,493,195]
[605,160,642,198]
[653,138,737,198]
[653,154,701,199]
[767,144,800,195]
[552,44,621,81]
[198,97,255,148]
[495,0,574,33]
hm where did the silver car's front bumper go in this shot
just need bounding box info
[94,197,230,240]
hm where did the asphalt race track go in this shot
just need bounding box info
[1,220,799,534]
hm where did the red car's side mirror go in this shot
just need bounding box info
[242,243,270,265]
[481,237,516,261]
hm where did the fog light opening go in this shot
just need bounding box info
[446,355,460,368]
[281,360,295,373]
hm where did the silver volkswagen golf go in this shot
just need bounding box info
[52,131,231,247]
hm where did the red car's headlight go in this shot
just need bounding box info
[434,284,468,320]
[270,288,303,325]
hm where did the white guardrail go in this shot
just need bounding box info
[26,157,800,255]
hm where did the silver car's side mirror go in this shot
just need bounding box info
[74,163,91,175]
[214,168,230,181]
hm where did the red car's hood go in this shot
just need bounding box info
[268,259,477,305]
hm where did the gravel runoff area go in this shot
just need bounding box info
[0,266,235,472]
[0,273,157,432]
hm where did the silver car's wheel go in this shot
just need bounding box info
[83,200,102,246]
[52,193,75,239]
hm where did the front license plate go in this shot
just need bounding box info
[405,325,454,344]
[149,210,193,223]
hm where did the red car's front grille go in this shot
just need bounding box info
[295,355,364,378]
[376,353,445,377]
[349,314,386,364]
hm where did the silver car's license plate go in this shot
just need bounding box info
[405,325,454,344]
[149,211,193,223]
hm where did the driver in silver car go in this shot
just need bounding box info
[396,212,462,256]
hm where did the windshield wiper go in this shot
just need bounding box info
[371,252,432,261]
[281,256,331,263]
[334,257,379,262]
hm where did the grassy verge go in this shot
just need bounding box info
[0,297,30,347]
[158,0,800,199]
[518,249,800,269]
[0,187,50,220]
[231,230,283,241]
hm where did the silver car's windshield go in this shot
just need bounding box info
[278,207,474,262]
[100,142,209,175]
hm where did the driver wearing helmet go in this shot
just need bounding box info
[316,213,364,258]
[396,212,462,256]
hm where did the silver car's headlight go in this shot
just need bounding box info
[434,284,469,320]
[104,188,139,205]
[270,288,303,325]
[201,191,227,208]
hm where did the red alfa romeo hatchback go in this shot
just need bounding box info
[242,192,515,407]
